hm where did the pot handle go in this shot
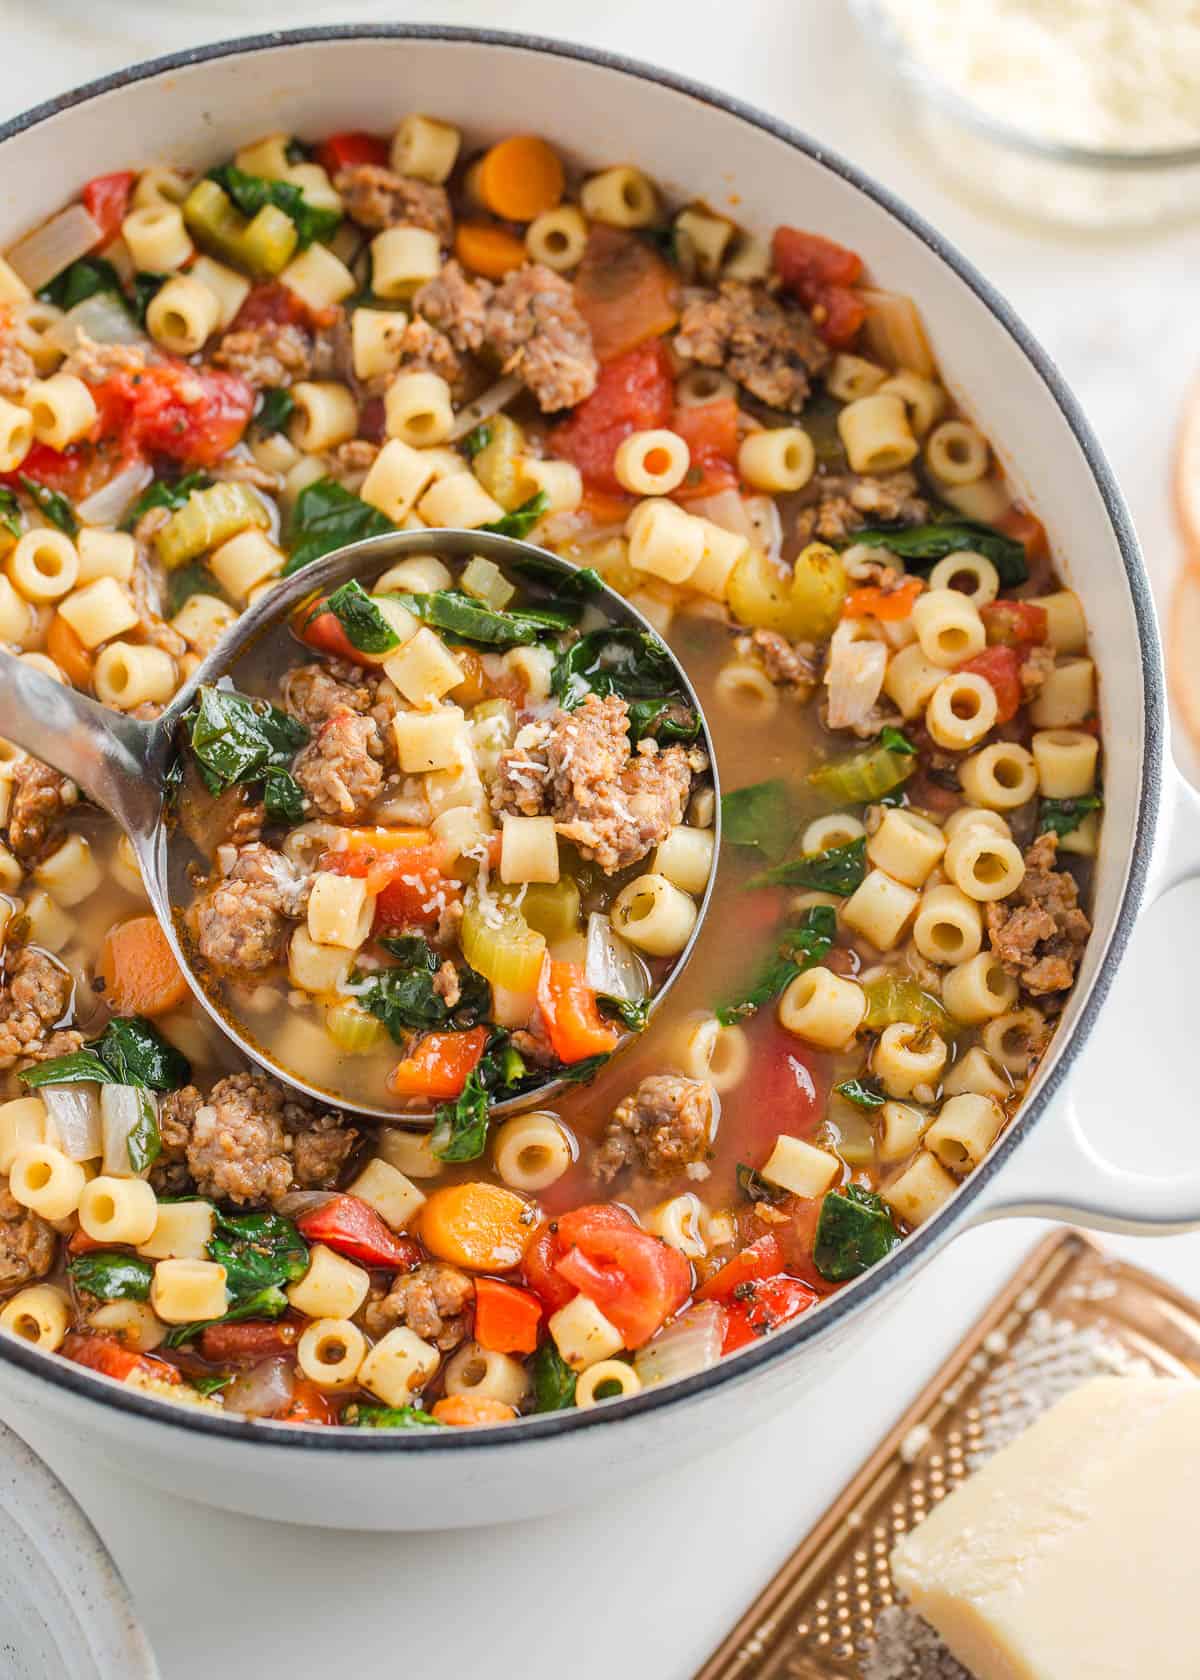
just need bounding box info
[970,765,1200,1233]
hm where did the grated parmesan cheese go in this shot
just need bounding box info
[879,0,1200,152]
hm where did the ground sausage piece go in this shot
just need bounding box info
[0,1184,55,1291]
[281,660,379,726]
[153,1084,204,1197]
[182,1071,358,1207]
[737,628,818,694]
[594,1075,715,1182]
[795,468,928,544]
[334,164,453,245]
[414,259,493,354]
[0,947,73,1071]
[492,694,699,873]
[62,334,147,383]
[7,761,76,862]
[392,315,463,389]
[327,439,381,486]
[0,327,34,399]
[986,832,1092,996]
[1019,642,1057,702]
[292,709,384,820]
[362,1261,474,1349]
[212,321,313,388]
[483,263,598,412]
[193,845,310,974]
[674,280,829,413]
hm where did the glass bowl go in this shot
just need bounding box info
[849,0,1200,231]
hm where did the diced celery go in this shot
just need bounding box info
[861,975,954,1037]
[472,415,529,512]
[326,1001,387,1054]
[522,876,582,944]
[154,481,271,570]
[461,556,516,610]
[461,887,546,992]
[239,204,299,278]
[808,743,914,804]
[183,179,251,270]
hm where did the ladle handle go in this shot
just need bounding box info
[0,653,165,840]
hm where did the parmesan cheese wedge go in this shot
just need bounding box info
[890,1376,1200,1679]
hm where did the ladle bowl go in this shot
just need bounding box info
[0,527,719,1124]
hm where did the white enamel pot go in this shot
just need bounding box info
[0,27,1196,1532]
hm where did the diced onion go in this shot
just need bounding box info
[743,494,783,563]
[41,1083,102,1163]
[77,460,154,528]
[6,204,102,292]
[223,1357,295,1419]
[584,912,649,1004]
[448,373,523,441]
[275,1190,335,1219]
[100,1084,157,1177]
[688,489,757,545]
[824,628,887,731]
[634,1303,726,1388]
[44,293,149,355]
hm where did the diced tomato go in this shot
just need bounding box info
[573,224,680,363]
[669,399,740,501]
[296,1194,423,1270]
[373,847,460,932]
[555,1221,692,1348]
[721,1274,818,1353]
[62,1332,182,1385]
[297,607,367,665]
[548,340,674,494]
[997,504,1049,562]
[66,1228,109,1256]
[474,1277,543,1355]
[578,486,637,528]
[536,959,620,1063]
[981,600,1049,647]
[522,1203,637,1314]
[772,226,867,348]
[958,643,1023,725]
[280,1375,336,1425]
[87,363,255,468]
[198,1319,301,1363]
[813,285,868,349]
[842,577,924,622]
[695,1233,784,1302]
[724,1018,826,1156]
[81,172,136,245]
[387,1026,489,1102]
[230,281,314,332]
[314,131,389,174]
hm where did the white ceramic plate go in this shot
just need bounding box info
[0,1416,158,1679]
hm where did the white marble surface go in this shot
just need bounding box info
[0,5,1198,1676]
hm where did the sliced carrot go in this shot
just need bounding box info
[574,225,680,363]
[475,135,564,222]
[474,1276,543,1355]
[45,612,93,690]
[280,1375,336,1425]
[431,1393,517,1427]
[97,915,189,1018]
[454,221,527,280]
[420,1182,533,1272]
[387,1026,488,1101]
[329,827,433,856]
[537,958,620,1062]
[841,577,924,621]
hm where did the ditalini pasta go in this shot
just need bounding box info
[0,114,1097,1429]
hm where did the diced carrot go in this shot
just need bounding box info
[329,827,434,856]
[431,1393,517,1427]
[387,1026,489,1101]
[574,225,680,363]
[97,915,189,1018]
[537,958,620,1063]
[62,1332,182,1385]
[997,503,1049,561]
[420,1182,534,1272]
[280,1374,336,1425]
[669,398,740,501]
[841,577,924,621]
[580,486,637,528]
[454,221,527,280]
[473,1276,543,1355]
[45,612,93,689]
[475,135,565,222]
[66,1228,109,1256]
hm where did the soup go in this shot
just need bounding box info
[0,114,1099,1426]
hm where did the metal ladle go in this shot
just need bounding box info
[0,529,719,1124]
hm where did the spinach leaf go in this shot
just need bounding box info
[208,1208,309,1302]
[283,477,395,575]
[717,905,837,1025]
[186,685,308,793]
[624,697,702,744]
[552,626,681,714]
[506,555,604,598]
[813,1185,901,1282]
[255,387,295,435]
[37,255,124,313]
[1038,794,1102,838]
[429,1031,530,1163]
[461,423,493,460]
[736,1163,787,1205]
[395,590,544,648]
[191,1374,234,1397]
[262,767,306,825]
[343,1403,445,1429]
[879,725,916,757]
[130,272,166,324]
[481,490,550,540]
[531,1341,577,1412]
[123,471,212,531]
[67,1252,154,1301]
[21,1016,189,1093]
[552,1051,611,1086]
[0,488,21,539]
[20,476,77,536]
[126,1088,163,1174]
[851,514,1028,588]
[720,778,798,865]
[361,937,491,1040]
[163,1283,291,1348]
[20,1050,112,1088]
[166,562,226,617]
[834,1077,886,1108]
[599,995,651,1033]
[750,836,867,896]
[322,578,403,655]
[207,163,341,248]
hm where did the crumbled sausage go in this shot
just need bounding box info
[292,709,385,820]
[392,314,463,390]
[483,263,598,412]
[986,832,1091,996]
[334,164,453,244]
[432,960,461,1008]
[795,469,928,544]
[192,844,310,974]
[169,1071,358,1207]
[0,1184,55,1291]
[7,760,77,862]
[154,1084,203,1197]
[212,321,313,388]
[61,333,148,383]
[674,280,829,413]
[492,694,699,873]
[1019,642,1057,701]
[413,259,493,354]
[362,1261,473,1349]
[0,947,74,1071]
[327,439,381,486]
[737,628,818,694]
[0,326,34,399]
[594,1074,715,1182]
